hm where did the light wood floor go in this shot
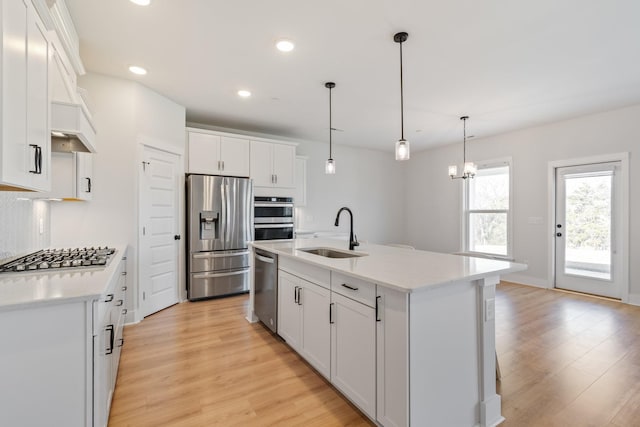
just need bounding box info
[109,283,640,426]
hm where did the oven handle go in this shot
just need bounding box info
[254,203,294,208]
[254,223,294,229]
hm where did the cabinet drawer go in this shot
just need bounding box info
[279,256,330,289]
[331,272,376,308]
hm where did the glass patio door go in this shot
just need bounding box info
[554,162,622,298]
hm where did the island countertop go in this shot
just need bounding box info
[250,238,527,293]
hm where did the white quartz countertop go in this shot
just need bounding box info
[251,239,527,293]
[0,245,127,311]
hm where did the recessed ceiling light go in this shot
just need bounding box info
[275,39,295,52]
[130,0,151,5]
[129,65,147,75]
[237,90,251,98]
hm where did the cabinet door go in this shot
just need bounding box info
[219,136,250,177]
[26,8,50,191]
[250,140,273,186]
[277,271,301,351]
[75,152,93,200]
[272,144,295,188]
[299,280,331,379]
[376,287,409,427]
[331,292,376,419]
[1,0,28,188]
[188,132,221,174]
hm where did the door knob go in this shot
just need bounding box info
[174,235,181,240]
[556,232,562,237]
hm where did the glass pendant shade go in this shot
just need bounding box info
[448,165,458,177]
[395,139,410,161]
[325,158,336,174]
[464,161,477,176]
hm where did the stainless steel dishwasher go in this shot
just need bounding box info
[253,249,278,333]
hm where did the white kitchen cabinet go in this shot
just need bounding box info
[331,291,377,419]
[0,0,51,191]
[48,151,93,200]
[250,140,296,188]
[376,286,409,427]
[277,270,331,379]
[299,275,331,378]
[94,253,128,427]
[277,271,302,351]
[187,130,250,177]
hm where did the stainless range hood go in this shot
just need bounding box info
[51,101,97,153]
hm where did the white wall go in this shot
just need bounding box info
[51,73,186,320]
[296,140,406,245]
[406,104,639,300]
[0,194,50,258]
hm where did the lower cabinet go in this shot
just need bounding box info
[278,270,330,378]
[331,292,376,419]
[277,263,377,421]
[94,254,127,427]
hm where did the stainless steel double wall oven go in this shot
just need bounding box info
[253,196,294,240]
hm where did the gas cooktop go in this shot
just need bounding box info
[0,247,116,274]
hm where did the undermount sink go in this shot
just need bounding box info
[299,247,367,259]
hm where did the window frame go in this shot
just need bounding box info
[462,157,513,259]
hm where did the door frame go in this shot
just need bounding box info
[547,152,629,302]
[136,136,185,322]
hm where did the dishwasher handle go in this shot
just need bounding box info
[255,254,275,264]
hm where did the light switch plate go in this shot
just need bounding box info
[485,298,495,321]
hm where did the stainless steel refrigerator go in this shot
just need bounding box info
[186,174,253,300]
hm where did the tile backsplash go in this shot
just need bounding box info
[0,193,50,259]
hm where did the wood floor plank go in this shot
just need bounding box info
[109,282,640,426]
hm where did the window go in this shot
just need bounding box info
[464,160,511,257]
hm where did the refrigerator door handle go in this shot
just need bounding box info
[193,269,248,279]
[193,251,250,259]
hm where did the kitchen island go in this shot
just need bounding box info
[248,239,527,427]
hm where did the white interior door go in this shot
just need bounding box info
[554,162,622,298]
[140,145,181,317]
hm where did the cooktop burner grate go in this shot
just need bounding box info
[0,247,116,273]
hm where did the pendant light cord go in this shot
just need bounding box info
[463,117,466,164]
[329,86,333,159]
[399,40,404,141]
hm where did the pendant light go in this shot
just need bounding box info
[325,82,336,174]
[448,116,477,179]
[394,32,410,161]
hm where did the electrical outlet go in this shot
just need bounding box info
[485,298,495,321]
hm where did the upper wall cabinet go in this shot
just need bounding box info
[47,152,93,201]
[187,129,250,177]
[250,141,296,189]
[1,0,51,192]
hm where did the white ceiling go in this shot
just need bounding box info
[66,0,640,153]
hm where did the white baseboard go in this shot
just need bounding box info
[501,273,549,289]
[628,294,640,306]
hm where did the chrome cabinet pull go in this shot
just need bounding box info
[117,338,124,347]
[376,296,381,322]
[329,303,335,324]
[86,177,91,193]
[116,299,123,307]
[121,286,127,291]
[341,283,359,291]
[105,294,114,302]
